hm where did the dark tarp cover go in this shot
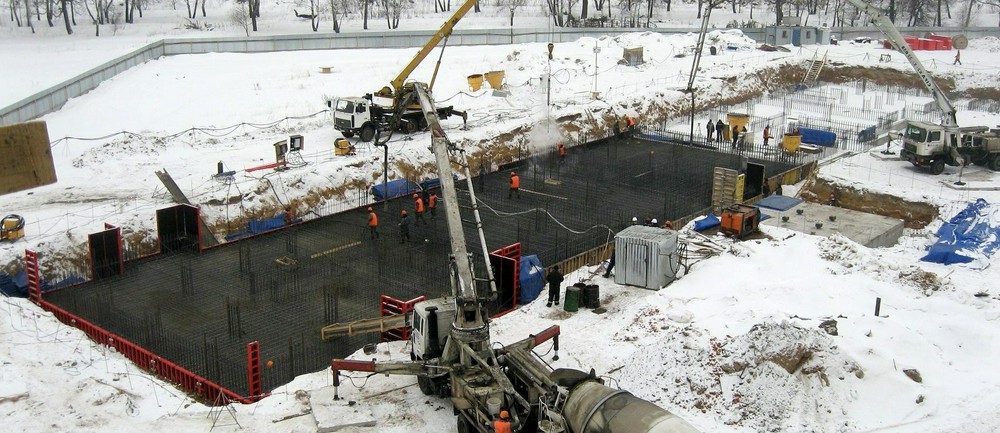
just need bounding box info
[371,179,422,201]
[519,255,545,304]
[921,199,1000,266]
[755,194,804,211]
[693,213,720,231]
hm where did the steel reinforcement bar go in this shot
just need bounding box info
[26,250,254,406]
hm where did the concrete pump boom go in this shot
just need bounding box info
[844,0,957,126]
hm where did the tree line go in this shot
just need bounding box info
[5,0,998,37]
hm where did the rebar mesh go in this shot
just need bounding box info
[41,136,797,394]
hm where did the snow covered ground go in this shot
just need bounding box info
[3,2,1000,433]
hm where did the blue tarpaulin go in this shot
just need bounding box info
[694,213,720,231]
[756,195,804,212]
[798,127,837,147]
[519,255,545,304]
[922,199,1000,266]
[225,214,300,241]
[371,179,422,201]
[0,271,82,297]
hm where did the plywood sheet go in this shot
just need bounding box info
[0,121,57,195]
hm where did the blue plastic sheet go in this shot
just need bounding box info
[225,214,299,241]
[693,213,720,231]
[921,199,1000,266]
[798,127,837,147]
[519,255,545,304]
[371,179,422,201]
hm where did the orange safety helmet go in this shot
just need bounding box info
[499,410,509,419]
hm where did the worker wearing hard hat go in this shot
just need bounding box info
[367,207,379,240]
[399,210,411,244]
[413,193,426,225]
[493,410,512,433]
[508,172,520,199]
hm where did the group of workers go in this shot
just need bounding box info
[706,119,786,149]
[365,190,439,243]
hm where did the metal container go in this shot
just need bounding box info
[613,225,681,290]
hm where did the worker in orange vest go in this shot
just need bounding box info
[283,206,295,225]
[367,207,379,239]
[508,172,520,199]
[624,115,636,137]
[493,410,512,433]
[413,193,426,225]
[558,143,566,162]
[428,192,439,220]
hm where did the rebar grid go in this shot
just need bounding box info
[41,137,797,393]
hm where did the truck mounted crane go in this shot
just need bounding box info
[844,0,1000,174]
[326,0,478,142]
[328,81,701,433]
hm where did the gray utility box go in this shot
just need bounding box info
[613,225,681,290]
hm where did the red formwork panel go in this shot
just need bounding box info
[918,38,936,50]
[379,295,425,342]
[490,243,522,318]
[25,249,41,304]
[246,341,262,398]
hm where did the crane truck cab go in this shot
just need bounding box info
[900,121,995,174]
[327,95,465,142]
[327,96,385,143]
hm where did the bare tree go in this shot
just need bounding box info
[545,0,564,26]
[229,3,250,35]
[26,0,35,33]
[185,0,198,18]
[381,0,404,29]
[495,0,528,25]
[60,0,72,33]
[328,0,350,32]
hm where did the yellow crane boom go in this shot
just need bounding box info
[375,0,481,106]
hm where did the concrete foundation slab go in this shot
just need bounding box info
[309,386,377,432]
[761,200,904,248]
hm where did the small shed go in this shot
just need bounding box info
[764,25,830,46]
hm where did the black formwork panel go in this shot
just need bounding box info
[42,138,796,394]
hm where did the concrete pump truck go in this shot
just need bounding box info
[327,82,701,433]
[325,0,476,142]
[843,0,1000,174]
